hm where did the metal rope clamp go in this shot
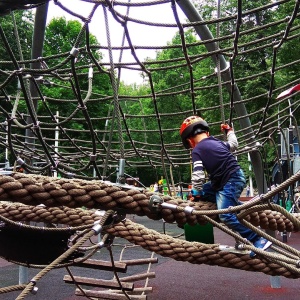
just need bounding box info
[149,194,163,213]
[31,286,38,295]
[112,211,126,224]
[101,234,116,249]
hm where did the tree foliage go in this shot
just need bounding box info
[40,17,112,140]
[0,2,299,188]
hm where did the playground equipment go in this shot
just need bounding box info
[1,0,300,299]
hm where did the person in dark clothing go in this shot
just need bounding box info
[246,185,250,197]
[179,115,272,257]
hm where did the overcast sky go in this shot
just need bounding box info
[46,0,187,84]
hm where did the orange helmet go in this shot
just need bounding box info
[180,116,209,149]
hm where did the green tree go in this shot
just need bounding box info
[40,17,112,141]
[0,11,34,105]
[0,11,35,163]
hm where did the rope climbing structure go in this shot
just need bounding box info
[0,0,300,298]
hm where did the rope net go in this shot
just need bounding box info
[0,0,299,180]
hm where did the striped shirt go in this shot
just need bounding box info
[191,136,240,190]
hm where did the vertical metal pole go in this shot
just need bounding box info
[53,111,59,178]
[248,153,253,196]
[170,165,176,196]
[19,3,49,285]
[117,159,125,183]
[5,121,9,168]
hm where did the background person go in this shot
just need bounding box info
[246,184,250,197]
[177,184,183,198]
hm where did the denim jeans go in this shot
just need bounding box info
[201,169,258,242]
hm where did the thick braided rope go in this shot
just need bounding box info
[0,202,102,226]
[105,219,299,279]
[0,172,157,215]
[0,201,299,233]
[0,173,299,231]
[0,172,220,229]
[1,202,300,278]
[0,285,27,295]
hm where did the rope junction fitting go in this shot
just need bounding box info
[0,172,299,282]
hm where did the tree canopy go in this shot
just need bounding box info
[0,1,299,188]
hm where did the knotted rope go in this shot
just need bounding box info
[0,172,299,231]
[105,219,300,279]
[0,201,299,233]
[1,202,299,279]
